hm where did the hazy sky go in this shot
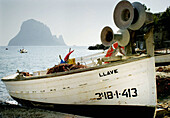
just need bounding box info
[0,0,170,46]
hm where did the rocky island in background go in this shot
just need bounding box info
[8,19,66,46]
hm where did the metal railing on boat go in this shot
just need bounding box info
[75,51,106,67]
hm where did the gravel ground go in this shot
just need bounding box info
[0,104,88,118]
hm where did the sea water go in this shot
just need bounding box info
[0,46,101,103]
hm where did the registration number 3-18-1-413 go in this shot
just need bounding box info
[95,88,137,100]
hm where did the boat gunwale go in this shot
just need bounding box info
[2,56,149,82]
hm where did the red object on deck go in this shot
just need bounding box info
[105,42,125,63]
[64,50,74,62]
[105,42,123,57]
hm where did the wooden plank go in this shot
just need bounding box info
[102,56,122,62]
[145,27,154,57]
[155,54,170,63]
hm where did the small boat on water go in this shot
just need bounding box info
[2,1,158,117]
[20,48,27,53]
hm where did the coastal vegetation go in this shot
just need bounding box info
[154,7,170,49]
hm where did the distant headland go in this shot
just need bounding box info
[8,19,66,46]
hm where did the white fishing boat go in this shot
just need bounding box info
[2,1,157,117]
[2,56,156,117]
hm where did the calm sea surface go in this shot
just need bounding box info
[0,46,101,103]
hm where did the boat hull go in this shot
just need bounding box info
[3,57,157,117]
[12,96,156,118]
